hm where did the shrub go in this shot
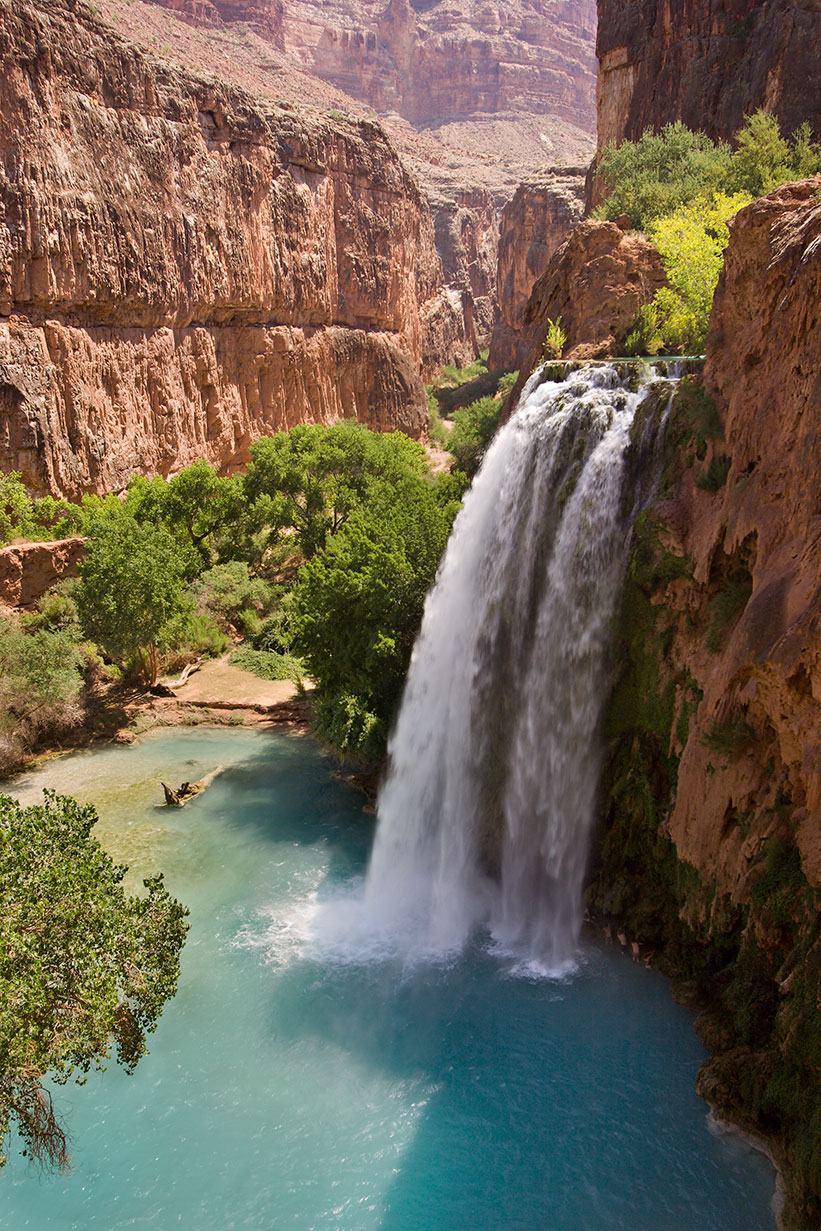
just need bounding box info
[229,647,303,682]
[696,453,732,491]
[192,562,277,633]
[542,317,567,360]
[649,192,751,353]
[447,395,503,478]
[595,121,732,230]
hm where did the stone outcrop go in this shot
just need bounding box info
[670,179,821,891]
[591,180,821,1230]
[596,0,821,157]
[0,0,467,498]
[489,171,586,371]
[506,219,666,396]
[0,536,85,607]
[430,187,500,348]
[278,0,597,134]
[152,0,284,42]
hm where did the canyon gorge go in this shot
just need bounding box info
[1,0,820,1226]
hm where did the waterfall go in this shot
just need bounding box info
[361,363,675,972]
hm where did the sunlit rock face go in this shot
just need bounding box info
[0,0,465,497]
[662,179,821,893]
[489,173,586,372]
[596,0,821,158]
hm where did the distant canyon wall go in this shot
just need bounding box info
[0,0,467,498]
[179,0,599,134]
[488,171,586,371]
[596,0,821,155]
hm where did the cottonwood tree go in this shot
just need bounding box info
[0,791,188,1170]
[77,517,192,686]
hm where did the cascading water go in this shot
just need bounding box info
[363,363,676,971]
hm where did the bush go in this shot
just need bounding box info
[595,121,732,230]
[728,112,821,197]
[192,562,277,633]
[447,395,504,478]
[542,317,567,360]
[228,647,303,682]
[649,192,751,353]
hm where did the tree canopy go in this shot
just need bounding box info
[0,791,188,1170]
[290,473,461,762]
[76,518,193,685]
[243,421,430,563]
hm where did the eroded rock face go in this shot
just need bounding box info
[0,0,460,496]
[430,187,499,348]
[489,172,586,371]
[0,536,85,607]
[279,0,597,134]
[506,219,666,395]
[596,0,821,157]
[665,180,821,892]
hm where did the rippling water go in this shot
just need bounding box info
[1,729,777,1230]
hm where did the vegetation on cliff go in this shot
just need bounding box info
[596,113,821,353]
[591,380,821,1230]
[0,791,188,1171]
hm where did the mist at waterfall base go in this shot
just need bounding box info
[323,364,668,973]
[3,729,777,1230]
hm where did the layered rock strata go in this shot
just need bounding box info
[488,171,586,371]
[0,536,85,608]
[0,0,460,497]
[277,0,597,134]
[592,180,821,1229]
[430,187,499,349]
[502,218,666,407]
[596,0,821,156]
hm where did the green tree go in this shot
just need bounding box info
[0,473,37,546]
[447,396,503,478]
[594,122,731,230]
[649,191,751,352]
[290,475,457,762]
[0,791,188,1170]
[77,518,193,685]
[243,421,429,564]
[728,110,821,195]
[124,461,245,574]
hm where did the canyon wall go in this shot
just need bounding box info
[592,180,821,1229]
[488,171,586,370]
[278,0,597,134]
[0,0,463,498]
[596,0,821,156]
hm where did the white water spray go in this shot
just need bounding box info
[335,364,674,971]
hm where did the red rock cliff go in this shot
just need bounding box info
[0,0,456,498]
[489,171,586,371]
[596,0,821,156]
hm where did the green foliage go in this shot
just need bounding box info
[0,473,38,544]
[496,371,519,397]
[290,475,456,763]
[124,461,244,573]
[727,111,821,197]
[243,421,429,563]
[77,518,193,685]
[696,453,732,491]
[542,318,567,361]
[700,716,756,756]
[447,396,504,478]
[649,192,752,353]
[623,303,663,357]
[705,574,752,652]
[192,562,277,635]
[0,791,188,1170]
[228,647,303,682]
[595,121,732,230]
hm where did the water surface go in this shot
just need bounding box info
[2,729,777,1230]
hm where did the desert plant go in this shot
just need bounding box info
[542,318,567,361]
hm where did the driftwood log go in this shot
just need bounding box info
[160,766,224,807]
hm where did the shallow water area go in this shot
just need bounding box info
[2,729,777,1230]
